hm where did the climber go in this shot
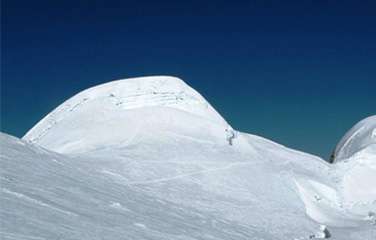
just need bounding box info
[309,225,331,239]
[225,127,236,146]
[366,211,376,225]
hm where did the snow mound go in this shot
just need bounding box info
[23,76,232,154]
[332,115,376,162]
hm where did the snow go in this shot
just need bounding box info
[332,115,376,162]
[328,116,376,218]
[23,76,230,154]
[294,177,362,227]
[333,147,376,216]
[292,116,376,230]
[1,76,375,239]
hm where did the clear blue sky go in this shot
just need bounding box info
[1,0,375,159]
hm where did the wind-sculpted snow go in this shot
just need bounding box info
[332,115,376,162]
[23,76,230,154]
[2,77,375,239]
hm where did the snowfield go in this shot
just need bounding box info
[1,76,375,239]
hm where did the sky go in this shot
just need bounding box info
[1,0,375,159]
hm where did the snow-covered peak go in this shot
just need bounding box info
[332,115,376,163]
[23,76,231,154]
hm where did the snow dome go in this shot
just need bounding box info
[331,115,376,163]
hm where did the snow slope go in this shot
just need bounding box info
[331,116,376,218]
[323,115,376,221]
[1,76,375,239]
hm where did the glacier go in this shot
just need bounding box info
[1,76,375,239]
